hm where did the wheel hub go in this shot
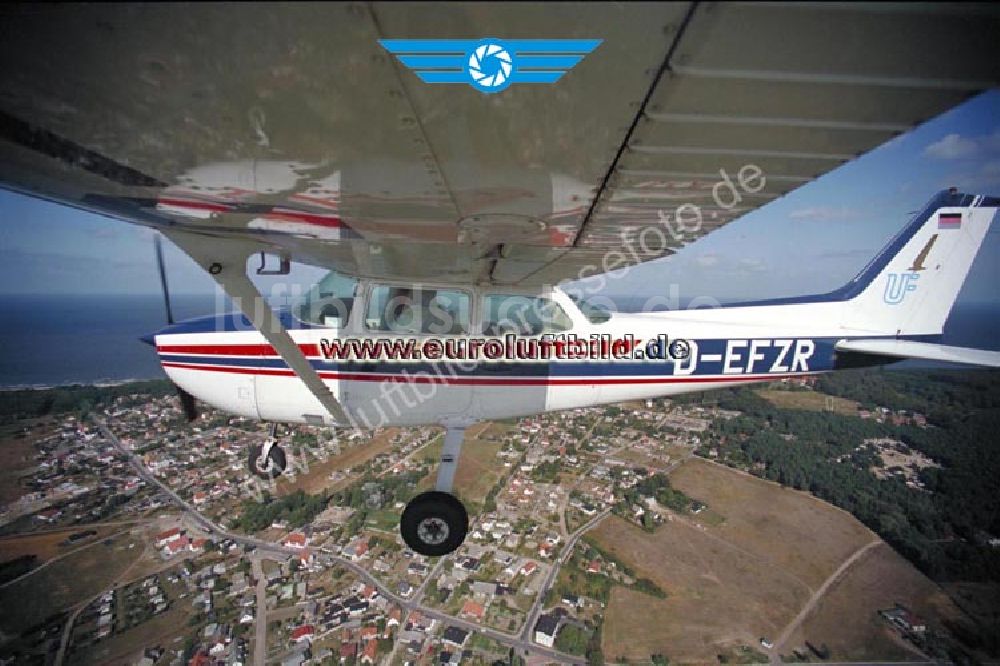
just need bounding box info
[416,517,449,545]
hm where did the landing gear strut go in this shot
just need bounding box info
[248,423,286,480]
[400,425,470,556]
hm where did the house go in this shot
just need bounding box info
[189,538,207,553]
[561,593,582,608]
[188,651,213,666]
[360,639,378,664]
[163,536,190,557]
[460,600,485,621]
[339,642,357,662]
[155,527,182,548]
[192,491,207,505]
[438,651,461,665]
[520,561,538,576]
[283,533,308,549]
[471,581,496,598]
[534,614,559,647]
[586,559,601,574]
[344,536,370,560]
[442,626,469,648]
[290,625,315,643]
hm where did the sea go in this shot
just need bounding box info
[0,294,998,389]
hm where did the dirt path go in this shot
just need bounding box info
[53,537,152,666]
[770,539,883,660]
[0,527,133,590]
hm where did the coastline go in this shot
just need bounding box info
[0,376,166,393]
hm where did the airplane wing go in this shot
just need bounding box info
[2,2,999,287]
[836,339,1000,368]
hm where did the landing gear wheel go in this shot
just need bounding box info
[400,491,468,557]
[248,443,286,480]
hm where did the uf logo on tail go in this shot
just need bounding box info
[883,272,920,305]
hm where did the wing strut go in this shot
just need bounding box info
[163,230,354,428]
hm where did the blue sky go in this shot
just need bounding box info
[0,90,998,304]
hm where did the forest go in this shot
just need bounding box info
[678,368,1000,586]
[0,379,174,423]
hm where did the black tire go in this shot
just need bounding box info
[399,491,468,557]
[248,443,287,480]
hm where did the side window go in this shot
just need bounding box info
[483,295,572,336]
[366,285,470,335]
[296,271,358,326]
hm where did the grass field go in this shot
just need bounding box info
[0,524,127,567]
[69,604,191,666]
[277,427,400,495]
[787,542,966,662]
[0,531,143,637]
[669,458,874,590]
[756,389,859,415]
[593,458,901,664]
[595,515,810,663]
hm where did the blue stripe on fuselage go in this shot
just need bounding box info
[159,337,843,377]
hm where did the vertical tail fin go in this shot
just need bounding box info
[844,191,996,336]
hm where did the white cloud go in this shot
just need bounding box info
[788,206,860,222]
[924,133,980,160]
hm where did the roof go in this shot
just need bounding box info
[156,527,181,541]
[535,613,560,636]
[461,600,485,618]
[442,626,469,644]
[290,625,315,640]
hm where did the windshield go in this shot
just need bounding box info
[568,293,613,324]
[295,271,358,326]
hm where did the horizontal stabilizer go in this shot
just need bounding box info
[836,339,1000,368]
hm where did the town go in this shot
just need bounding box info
[0,370,991,666]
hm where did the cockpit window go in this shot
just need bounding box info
[366,285,470,335]
[483,294,572,336]
[568,294,613,324]
[295,271,358,326]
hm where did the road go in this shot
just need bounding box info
[521,508,611,644]
[557,419,603,539]
[96,417,584,665]
[252,557,268,666]
[768,539,884,663]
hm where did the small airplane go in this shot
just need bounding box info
[1,4,999,555]
[147,187,998,555]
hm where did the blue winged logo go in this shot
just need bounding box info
[378,38,602,94]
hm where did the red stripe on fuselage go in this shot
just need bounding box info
[157,343,318,356]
